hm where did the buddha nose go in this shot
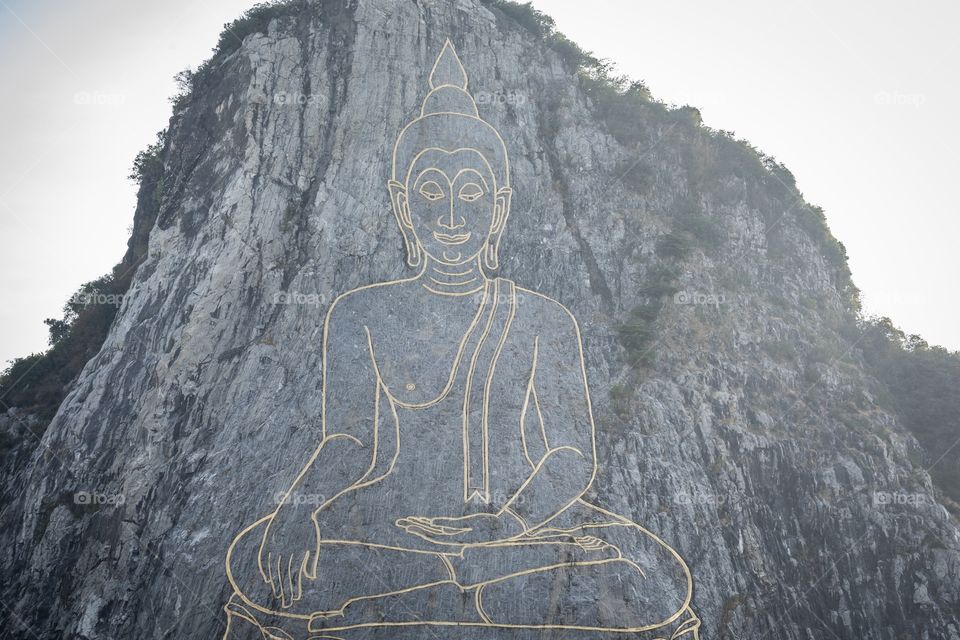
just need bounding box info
[437,200,465,230]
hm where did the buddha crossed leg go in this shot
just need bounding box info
[223,40,699,640]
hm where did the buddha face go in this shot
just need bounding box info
[389,147,512,268]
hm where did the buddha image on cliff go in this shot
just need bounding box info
[224,40,700,639]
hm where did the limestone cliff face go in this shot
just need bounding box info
[2,0,959,638]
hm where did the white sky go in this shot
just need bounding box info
[1,0,957,370]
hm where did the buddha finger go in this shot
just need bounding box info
[425,517,475,531]
[394,518,414,531]
[408,517,470,534]
[295,553,309,600]
[275,554,287,605]
[260,550,272,586]
[266,552,280,597]
[412,522,468,535]
[401,523,445,539]
[286,556,296,607]
[396,517,447,534]
[399,523,429,536]
[397,516,434,528]
[574,535,615,554]
[405,524,471,543]
[436,525,471,534]
[427,522,472,535]
[303,549,317,580]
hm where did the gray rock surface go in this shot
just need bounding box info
[2,0,959,638]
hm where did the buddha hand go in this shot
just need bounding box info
[395,511,526,546]
[257,505,321,608]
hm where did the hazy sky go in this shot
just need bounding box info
[1,0,957,369]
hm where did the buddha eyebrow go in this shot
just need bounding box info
[453,169,489,191]
[412,167,450,187]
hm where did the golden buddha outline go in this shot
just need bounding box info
[223,40,700,640]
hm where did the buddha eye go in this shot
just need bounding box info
[418,181,445,201]
[458,183,484,202]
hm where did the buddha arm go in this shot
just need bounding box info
[502,308,597,531]
[273,296,379,519]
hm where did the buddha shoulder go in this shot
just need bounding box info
[513,286,583,340]
[323,280,416,333]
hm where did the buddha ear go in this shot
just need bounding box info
[484,187,512,271]
[388,179,412,226]
[388,179,421,268]
[491,186,512,234]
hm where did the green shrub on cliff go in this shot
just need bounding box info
[1,129,167,425]
[213,1,306,59]
[860,317,960,510]
[0,275,125,423]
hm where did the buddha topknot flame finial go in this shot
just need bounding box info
[421,39,479,117]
